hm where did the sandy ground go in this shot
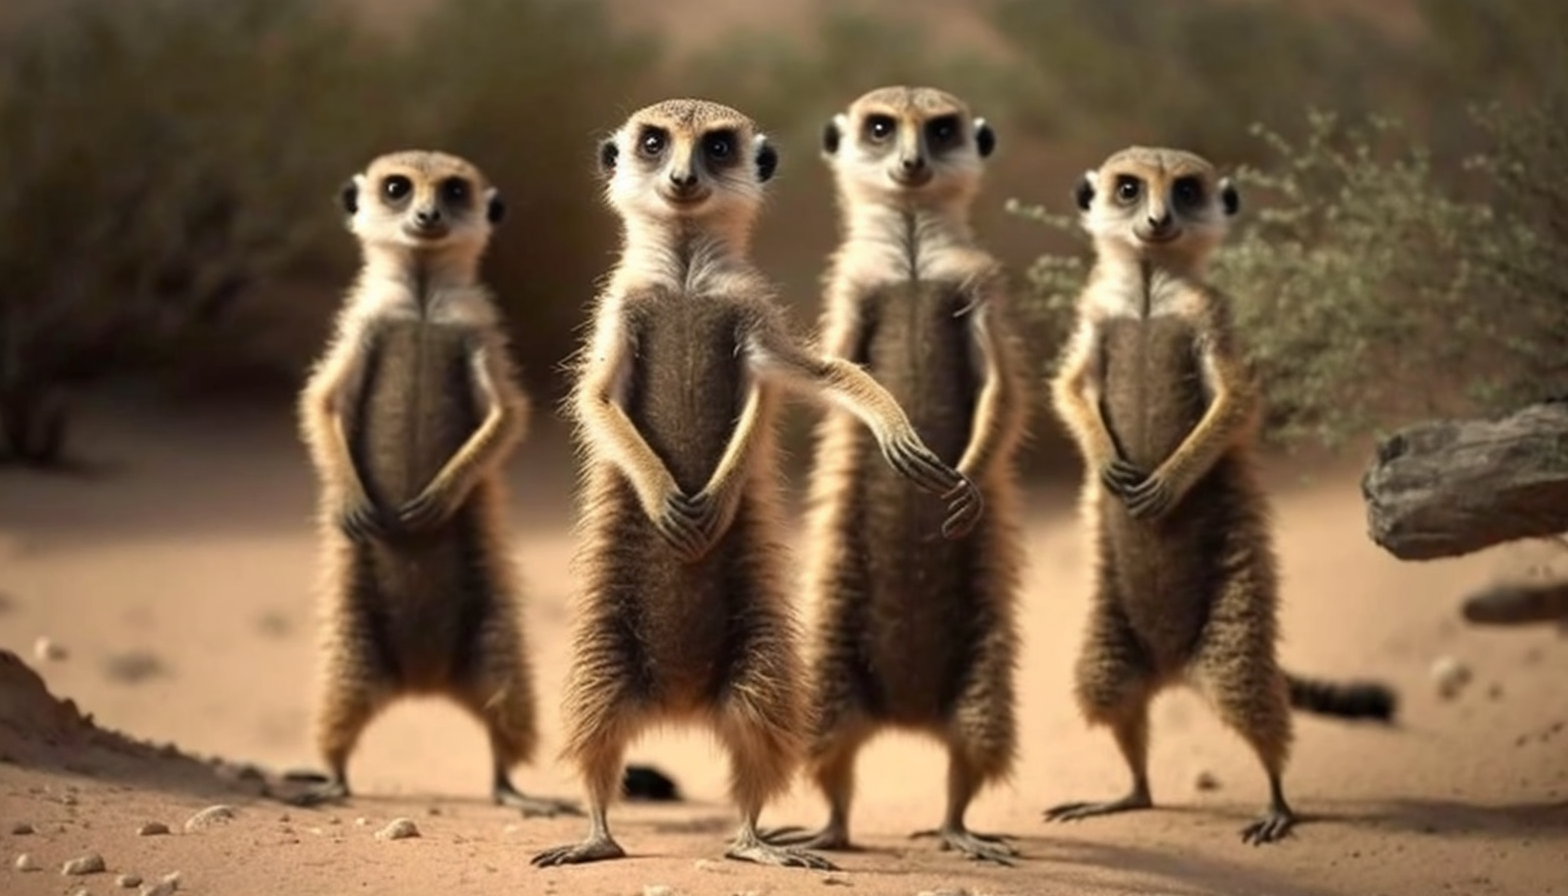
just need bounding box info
[1,398,1565,896]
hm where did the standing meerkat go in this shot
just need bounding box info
[529,98,983,871]
[760,86,1027,865]
[292,150,574,818]
[1045,146,1397,845]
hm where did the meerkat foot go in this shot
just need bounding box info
[493,778,584,818]
[725,828,838,870]
[1241,802,1295,845]
[284,777,350,808]
[1043,788,1152,823]
[757,822,852,851]
[910,825,1018,866]
[530,833,627,867]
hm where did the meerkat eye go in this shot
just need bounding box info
[1114,176,1142,205]
[703,129,737,163]
[382,175,412,201]
[440,176,470,206]
[865,114,895,142]
[1172,176,1204,209]
[638,127,668,159]
[926,114,961,149]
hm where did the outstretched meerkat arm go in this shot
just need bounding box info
[398,337,527,530]
[955,299,1022,481]
[574,308,707,554]
[744,312,983,536]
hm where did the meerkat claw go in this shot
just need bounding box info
[1043,789,1152,823]
[911,826,1019,866]
[493,779,583,818]
[1240,806,1295,845]
[725,838,839,870]
[530,835,627,867]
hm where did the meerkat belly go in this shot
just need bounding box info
[855,280,983,723]
[1097,315,1240,665]
[612,296,759,703]
[348,319,489,688]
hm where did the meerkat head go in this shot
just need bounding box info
[597,98,777,236]
[1075,146,1238,264]
[339,150,504,257]
[821,85,996,208]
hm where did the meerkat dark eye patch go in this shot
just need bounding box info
[702,128,739,165]
[925,114,962,151]
[439,176,471,207]
[864,113,896,142]
[1114,175,1142,205]
[382,174,412,203]
[637,126,669,159]
[1171,175,1204,210]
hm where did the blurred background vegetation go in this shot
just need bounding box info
[0,0,1562,470]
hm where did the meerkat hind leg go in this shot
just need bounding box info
[493,769,583,818]
[1187,576,1297,845]
[529,722,632,866]
[1045,609,1156,823]
[910,743,1019,866]
[758,719,873,852]
[715,681,838,869]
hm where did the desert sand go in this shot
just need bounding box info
[1,397,1565,896]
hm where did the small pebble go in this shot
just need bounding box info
[71,889,90,896]
[119,874,144,888]
[33,635,67,661]
[140,871,181,896]
[1431,655,1472,700]
[374,818,419,841]
[15,853,41,872]
[1194,770,1221,791]
[644,887,677,896]
[184,805,236,832]
[354,816,370,827]
[822,872,853,886]
[62,852,106,875]
[137,822,170,836]
[11,821,36,834]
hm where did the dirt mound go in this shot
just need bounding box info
[0,649,266,799]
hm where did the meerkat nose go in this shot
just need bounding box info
[669,169,699,189]
[900,155,926,172]
[1147,211,1172,229]
[415,208,442,227]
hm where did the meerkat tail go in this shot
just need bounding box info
[1284,672,1397,722]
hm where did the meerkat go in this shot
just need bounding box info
[758,86,1027,866]
[1044,146,1398,845]
[291,150,574,818]
[528,98,983,871]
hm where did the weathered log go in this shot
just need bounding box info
[1361,399,1568,561]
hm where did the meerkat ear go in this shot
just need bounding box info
[485,187,506,225]
[1219,176,1240,216]
[598,138,619,175]
[755,134,779,183]
[1074,169,1096,211]
[822,113,847,156]
[974,117,996,158]
[338,175,361,216]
